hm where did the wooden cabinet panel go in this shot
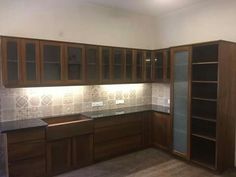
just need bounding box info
[135,50,144,82]
[112,48,125,83]
[144,51,152,82]
[124,49,134,82]
[2,37,22,87]
[8,157,46,177]
[152,112,171,150]
[8,141,45,162]
[72,134,93,168]
[94,135,142,161]
[142,112,152,148]
[94,121,142,143]
[40,41,64,84]
[100,47,112,83]
[65,44,85,84]
[7,127,45,144]
[46,138,72,175]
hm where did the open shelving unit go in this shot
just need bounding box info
[190,43,218,169]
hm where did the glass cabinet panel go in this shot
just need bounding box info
[172,49,190,156]
[42,42,62,81]
[101,47,111,81]
[3,38,20,83]
[125,50,133,81]
[66,45,84,82]
[136,50,143,81]
[166,50,171,80]
[154,51,164,81]
[86,46,99,82]
[113,48,124,81]
[145,51,152,81]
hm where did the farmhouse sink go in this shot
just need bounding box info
[42,115,93,141]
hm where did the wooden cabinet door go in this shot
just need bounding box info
[47,138,72,176]
[85,45,100,84]
[135,50,144,82]
[112,48,125,83]
[2,37,22,87]
[65,44,85,84]
[144,51,152,82]
[100,47,112,84]
[72,134,93,168]
[124,49,134,83]
[152,112,171,150]
[21,39,40,86]
[40,41,64,85]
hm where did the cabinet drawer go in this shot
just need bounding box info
[94,121,142,143]
[9,157,46,177]
[7,127,45,144]
[94,114,141,129]
[94,135,142,161]
[46,120,93,141]
[8,141,45,162]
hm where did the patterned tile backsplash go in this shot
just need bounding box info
[0,83,170,122]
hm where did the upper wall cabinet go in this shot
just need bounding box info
[65,44,85,84]
[144,51,152,82]
[153,49,170,83]
[2,37,41,87]
[100,47,112,84]
[124,49,134,82]
[40,41,64,84]
[85,45,99,84]
[112,48,125,83]
[2,37,22,87]
[135,50,144,82]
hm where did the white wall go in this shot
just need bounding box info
[154,0,236,49]
[0,0,155,49]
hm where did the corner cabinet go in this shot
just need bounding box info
[170,46,192,159]
[153,49,170,83]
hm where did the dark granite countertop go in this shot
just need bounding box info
[0,119,48,133]
[81,105,170,119]
[0,105,170,133]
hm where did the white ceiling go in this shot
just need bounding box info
[86,0,207,16]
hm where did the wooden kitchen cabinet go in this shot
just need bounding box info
[124,49,134,82]
[40,41,64,84]
[100,47,112,83]
[6,127,46,177]
[152,49,170,83]
[144,51,152,82]
[135,50,144,82]
[65,43,85,84]
[112,48,125,83]
[152,112,171,150]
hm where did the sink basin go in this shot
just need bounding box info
[42,115,93,141]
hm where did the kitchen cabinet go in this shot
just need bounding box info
[144,51,152,82]
[6,127,46,177]
[124,49,134,82]
[40,41,64,84]
[112,48,125,83]
[65,43,85,84]
[100,47,112,83]
[152,112,171,150]
[153,49,170,83]
[135,50,144,82]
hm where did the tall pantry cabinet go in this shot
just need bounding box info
[170,41,236,171]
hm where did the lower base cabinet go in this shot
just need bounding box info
[46,134,93,176]
[152,112,171,150]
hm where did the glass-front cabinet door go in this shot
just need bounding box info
[65,44,85,84]
[144,51,152,82]
[125,49,134,82]
[171,46,191,159]
[112,48,124,82]
[100,47,111,83]
[135,50,144,82]
[2,37,21,86]
[21,39,40,85]
[153,50,164,82]
[41,41,64,84]
[86,45,99,83]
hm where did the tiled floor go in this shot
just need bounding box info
[56,148,236,177]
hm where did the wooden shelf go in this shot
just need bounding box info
[192,133,216,142]
[192,81,218,84]
[192,62,218,65]
[192,97,217,102]
[192,116,216,123]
